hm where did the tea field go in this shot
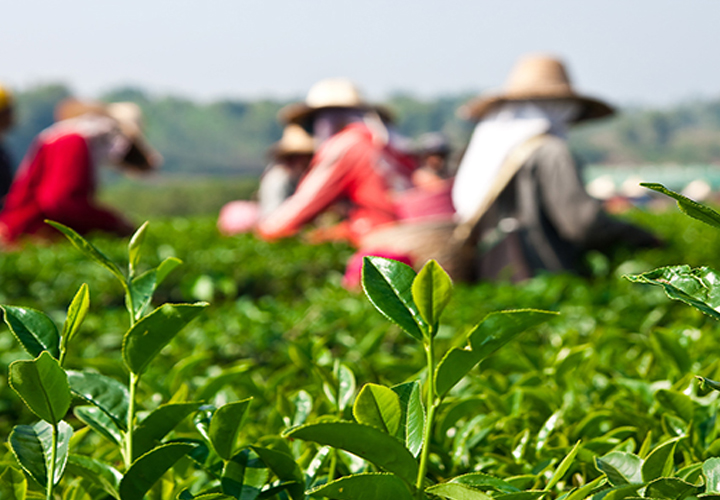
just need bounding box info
[2,204,720,500]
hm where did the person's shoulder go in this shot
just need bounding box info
[43,130,88,151]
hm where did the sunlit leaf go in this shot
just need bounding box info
[65,455,122,499]
[67,370,129,430]
[9,420,73,487]
[60,284,90,357]
[251,446,304,500]
[412,259,452,332]
[209,398,252,460]
[221,448,268,500]
[641,183,720,230]
[307,473,414,500]
[1,305,60,359]
[128,221,149,277]
[353,383,402,435]
[595,452,643,486]
[642,437,682,483]
[704,458,720,494]
[362,256,425,340]
[426,482,494,500]
[10,351,70,424]
[74,406,122,445]
[392,381,425,457]
[0,466,27,500]
[545,441,581,490]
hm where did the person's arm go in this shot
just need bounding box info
[36,134,133,235]
[535,138,657,249]
[257,135,359,240]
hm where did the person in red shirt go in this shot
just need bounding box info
[257,78,414,246]
[0,99,161,245]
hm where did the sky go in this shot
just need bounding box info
[4,0,720,107]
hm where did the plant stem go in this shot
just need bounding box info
[125,372,139,468]
[416,337,437,495]
[47,422,58,500]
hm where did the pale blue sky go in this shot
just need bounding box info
[4,0,719,106]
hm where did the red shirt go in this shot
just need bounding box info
[0,132,127,242]
[257,123,413,245]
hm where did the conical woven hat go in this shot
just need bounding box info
[272,123,315,156]
[279,78,394,125]
[460,54,614,122]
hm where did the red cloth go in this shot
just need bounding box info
[257,123,413,245]
[0,132,129,243]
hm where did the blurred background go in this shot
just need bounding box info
[5,0,720,218]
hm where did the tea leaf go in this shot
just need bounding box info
[412,259,452,331]
[74,406,122,445]
[133,402,203,459]
[435,310,557,397]
[0,466,27,500]
[129,270,158,321]
[704,458,720,494]
[426,481,494,500]
[545,441,581,490]
[337,362,357,412]
[644,477,700,499]
[9,351,70,424]
[642,437,682,483]
[128,221,149,277]
[45,220,126,284]
[655,389,695,423]
[307,472,414,500]
[65,455,122,499]
[595,452,643,486]
[119,442,196,500]
[392,381,425,457]
[156,256,183,285]
[697,376,720,393]
[251,446,304,500]
[9,420,73,488]
[449,473,520,493]
[67,370,129,430]
[284,421,418,485]
[210,398,252,460]
[122,302,208,375]
[221,448,268,500]
[641,183,720,230]
[353,383,402,435]
[2,305,60,359]
[362,256,425,340]
[60,284,89,356]
[493,492,546,500]
[626,265,720,321]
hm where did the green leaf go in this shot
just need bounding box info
[493,491,547,500]
[65,455,122,500]
[2,305,60,359]
[221,448,269,500]
[337,362,357,413]
[697,376,720,393]
[209,398,252,460]
[640,183,720,230]
[67,370,129,430]
[307,473,414,500]
[45,220,126,283]
[129,270,158,321]
[119,442,196,500]
[59,284,90,358]
[353,383,402,435]
[133,402,203,459]
[156,256,182,285]
[545,441,581,491]
[0,467,27,500]
[10,351,70,424]
[392,381,425,457]
[128,221,149,277]
[565,477,606,500]
[645,477,700,499]
[122,302,208,375]
[435,309,557,397]
[361,256,425,340]
[626,266,720,321]
[412,259,453,331]
[704,458,720,494]
[642,437,682,483]
[595,452,643,486]
[9,420,73,487]
[250,446,304,500]
[291,390,313,427]
[74,406,123,445]
[284,421,418,486]
[450,473,520,493]
[426,482,494,500]
[655,389,695,423]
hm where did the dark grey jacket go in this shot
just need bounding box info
[475,135,655,281]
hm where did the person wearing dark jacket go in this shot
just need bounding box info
[452,54,659,281]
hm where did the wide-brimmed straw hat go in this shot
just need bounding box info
[55,98,162,171]
[459,54,614,123]
[279,78,394,126]
[271,123,315,157]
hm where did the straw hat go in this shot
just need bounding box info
[272,123,315,157]
[279,78,394,125]
[0,84,14,112]
[459,54,614,123]
[54,98,162,171]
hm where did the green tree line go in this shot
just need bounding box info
[6,83,720,176]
